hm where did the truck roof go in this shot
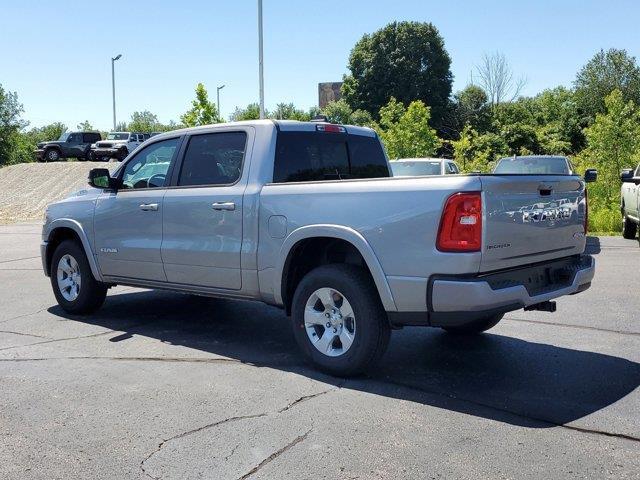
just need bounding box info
[149,120,377,139]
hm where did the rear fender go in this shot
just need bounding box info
[274,224,397,312]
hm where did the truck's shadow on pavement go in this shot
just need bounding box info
[49,289,640,430]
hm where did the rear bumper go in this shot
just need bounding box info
[388,254,594,327]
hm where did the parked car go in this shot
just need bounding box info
[34,131,102,162]
[92,132,147,161]
[620,165,640,239]
[41,120,594,376]
[494,155,598,183]
[390,158,460,176]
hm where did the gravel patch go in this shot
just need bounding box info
[0,162,119,223]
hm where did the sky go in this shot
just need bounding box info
[1,0,639,130]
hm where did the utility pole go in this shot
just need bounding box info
[111,54,122,130]
[258,0,265,119]
[217,84,225,121]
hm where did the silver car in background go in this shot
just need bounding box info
[390,158,460,176]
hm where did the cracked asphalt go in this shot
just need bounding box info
[0,222,639,479]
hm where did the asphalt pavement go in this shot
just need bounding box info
[0,222,638,479]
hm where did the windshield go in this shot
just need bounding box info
[494,157,570,174]
[390,161,442,176]
[106,133,130,140]
[57,132,70,142]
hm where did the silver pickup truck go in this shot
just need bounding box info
[41,120,595,375]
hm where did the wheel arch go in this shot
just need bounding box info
[275,225,397,314]
[44,219,102,281]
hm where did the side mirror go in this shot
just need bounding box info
[620,168,635,183]
[584,168,598,183]
[88,168,115,189]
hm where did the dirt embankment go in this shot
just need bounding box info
[0,162,118,223]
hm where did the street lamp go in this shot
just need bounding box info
[257,0,264,119]
[217,84,225,120]
[111,54,122,130]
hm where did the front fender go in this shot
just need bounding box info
[274,224,397,312]
[44,218,103,281]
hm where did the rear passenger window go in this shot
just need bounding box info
[178,132,246,186]
[273,131,389,183]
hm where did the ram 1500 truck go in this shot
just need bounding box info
[41,120,595,375]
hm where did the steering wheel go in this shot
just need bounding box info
[147,173,166,188]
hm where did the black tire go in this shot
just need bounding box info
[291,264,390,376]
[85,149,95,161]
[622,214,637,240]
[45,148,61,162]
[50,240,107,314]
[442,313,504,335]
[117,147,128,161]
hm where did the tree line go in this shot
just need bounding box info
[1,21,639,232]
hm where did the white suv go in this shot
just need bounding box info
[92,132,149,161]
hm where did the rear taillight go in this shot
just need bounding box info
[437,192,482,252]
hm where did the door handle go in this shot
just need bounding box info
[212,202,236,211]
[139,203,158,211]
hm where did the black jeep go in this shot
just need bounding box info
[34,131,102,162]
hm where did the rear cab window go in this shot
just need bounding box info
[273,127,389,183]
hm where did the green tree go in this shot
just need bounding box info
[272,103,310,121]
[578,89,640,207]
[574,48,640,123]
[230,103,262,121]
[530,87,583,154]
[342,21,453,130]
[452,124,507,172]
[128,111,160,132]
[321,99,373,126]
[180,83,221,127]
[76,120,94,131]
[0,84,28,165]
[375,98,441,159]
[449,84,491,135]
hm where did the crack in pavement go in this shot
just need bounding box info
[140,414,267,480]
[0,306,50,325]
[236,429,312,480]
[139,386,338,479]
[505,316,640,337]
[0,330,47,339]
[0,330,116,352]
[0,356,249,365]
[0,255,41,264]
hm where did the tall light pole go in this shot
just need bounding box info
[111,54,122,130]
[217,84,225,121]
[257,0,265,119]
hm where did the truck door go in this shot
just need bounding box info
[161,128,251,290]
[94,137,181,281]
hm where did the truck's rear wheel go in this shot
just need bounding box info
[291,264,390,376]
[51,240,107,314]
[441,313,503,335]
[622,214,637,239]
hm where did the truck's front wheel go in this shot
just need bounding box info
[291,264,390,376]
[441,313,504,335]
[51,240,107,314]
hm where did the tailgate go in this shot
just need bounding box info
[480,175,587,272]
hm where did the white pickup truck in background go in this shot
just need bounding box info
[621,164,640,240]
[41,120,595,375]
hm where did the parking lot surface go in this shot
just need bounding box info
[1,222,638,479]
